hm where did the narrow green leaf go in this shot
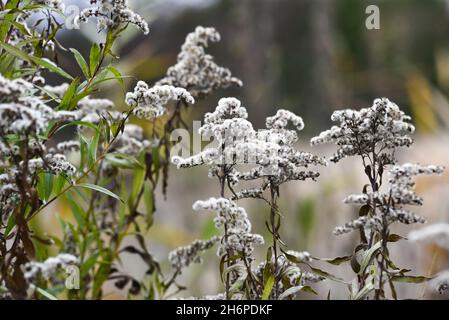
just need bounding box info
[106,65,124,89]
[35,287,58,300]
[262,274,275,300]
[0,42,73,79]
[320,255,352,266]
[358,241,382,275]
[89,43,101,74]
[76,183,123,202]
[70,48,90,78]
[391,275,430,283]
[65,194,86,229]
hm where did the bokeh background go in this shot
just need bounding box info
[40,0,449,299]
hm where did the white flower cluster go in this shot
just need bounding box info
[240,109,326,187]
[43,83,70,98]
[32,0,65,10]
[76,0,149,34]
[193,197,264,256]
[388,163,444,206]
[173,98,326,195]
[285,250,312,262]
[125,82,195,120]
[156,26,242,97]
[172,97,253,171]
[110,124,152,156]
[311,98,415,163]
[334,163,444,235]
[23,253,78,283]
[0,75,83,222]
[168,237,219,272]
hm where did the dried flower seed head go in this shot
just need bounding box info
[76,0,149,34]
[193,197,264,256]
[156,26,242,97]
[23,253,78,283]
[126,82,194,119]
[311,98,415,163]
[168,237,219,272]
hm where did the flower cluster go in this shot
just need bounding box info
[33,0,65,10]
[76,0,149,34]
[193,198,264,257]
[237,109,326,187]
[172,97,254,172]
[156,26,242,97]
[168,237,219,272]
[125,82,195,120]
[311,98,415,163]
[23,254,78,283]
[0,75,81,222]
[334,163,444,235]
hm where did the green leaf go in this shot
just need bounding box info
[320,255,352,265]
[35,287,58,300]
[105,153,144,170]
[56,120,100,135]
[5,214,16,237]
[76,183,123,202]
[353,276,375,300]
[143,182,154,228]
[391,275,430,283]
[309,266,347,284]
[0,42,73,80]
[70,48,90,78]
[262,274,275,300]
[80,251,100,277]
[387,234,405,242]
[65,194,86,229]
[37,172,54,202]
[278,285,316,300]
[87,129,100,168]
[129,167,145,209]
[107,65,124,89]
[89,43,101,74]
[58,77,79,111]
[358,241,382,275]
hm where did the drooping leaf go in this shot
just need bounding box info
[0,42,73,79]
[89,43,101,74]
[391,275,430,283]
[262,274,275,300]
[70,48,90,78]
[76,183,123,202]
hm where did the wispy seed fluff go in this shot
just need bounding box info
[76,0,149,34]
[168,237,219,273]
[311,98,415,163]
[23,253,79,283]
[334,163,444,235]
[156,26,242,98]
[193,197,264,257]
[125,82,194,119]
